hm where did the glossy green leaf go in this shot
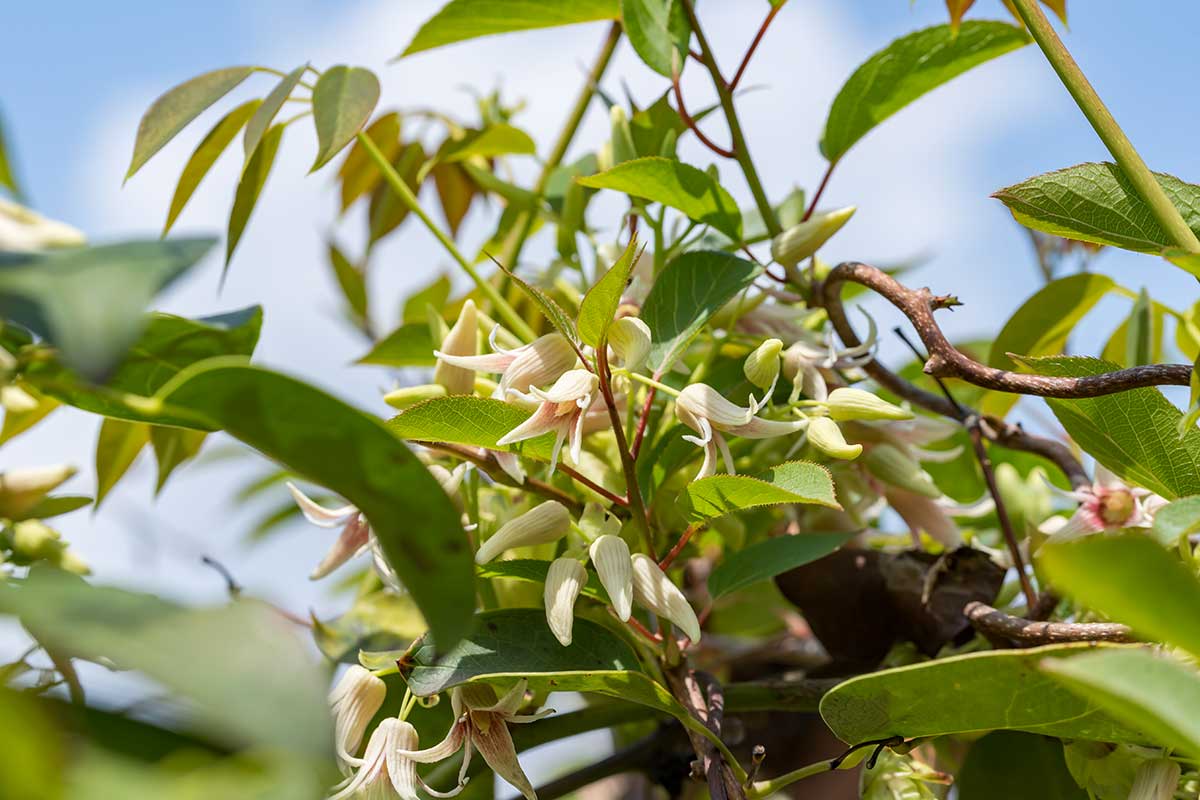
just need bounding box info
[1039,535,1200,657]
[708,532,850,600]
[994,162,1200,256]
[578,237,639,347]
[1151,496,1200,548]
[402,0,620,57]
[126,66,254,180]
[154,361,475,647]
[957,732,1085,800]
[819,643,1147,745]
[641,250,759,371]
[327,242,368,319]
[0,689,62,800]
[578,157,742,240]
[163,99,260,235]
[388,395,555,461]
[0,238,214,379]
[438,124,536,163]
[982,273,1115,417]
[476,559,610,603]
[94,418,150,507]
[357,323,435,367]
[149,426,207,493]
[682,461,841,525]
[621,0,690,77]
[226,124,282,266]
[1042,648,1200,758]
[310,66,381,172]
[1011,355,1200,499]
[243,64,306,160]
[821,22,1028,162]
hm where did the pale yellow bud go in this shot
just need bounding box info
[0,384,39,413]
[589,534,633,620]
[11,520,62,560]
[806,417,862,460]
[608,317,651,370]
[825,388,912,422]
[56,549,90,575]
[544,557,587,646]
[475,501,572,564]
[0,464,76,519]
[1129,758,1180,800]
[743,338,783,390]
[433,299,477,395]
[770,206,856,267]
[864,443,940,498]
[383,383,447,410]
[630,553,701,642]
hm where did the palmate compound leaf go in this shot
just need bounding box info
[680,461,841,525]
[819,643,1150,745]
[400,0,620,57]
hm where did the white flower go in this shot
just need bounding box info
[608,316,651,370]
[589,534,633,621]
[544,557,587,646]
[497,369,599,472]
[675,383,806,478]
[630,553,701,643]
[329,666,387,774]
[0,199,85,252]
[474,500,571,564]
[433,300,478,395]
[743,338,783,391]
[781,310,878,402]
[329,717,460,799]
[1038,466,1167,545]
[824,388,912,422]
[436,332,577,397]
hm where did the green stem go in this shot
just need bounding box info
[621,370,681,397]
[749,757,835,798]
[1009,0,1200,252]
[355,132,537,341]
[681,0,780,239]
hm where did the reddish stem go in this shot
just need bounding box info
[802,160,836,222]
[559,464,630,507]
[626,615,664,644]
[730,3,782,92]
[671,70,736,159]
[659,523,702,570]
[630,384,659,460]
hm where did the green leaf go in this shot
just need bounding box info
[388,396,556,461]
[126,66,255,180]
[578,157,742,240]
[1042,648,1200,758]
[578,237,639,347]
[0,689,62,800]
[708,532,850,600]
[0,566,332,758]
[94,418,150,507]
[327,242,368,319]
[226,124,282,266]
[681,461,841,525]
[149,426,207,493]
[982,273,1115,417]
[994,162,1200,256]
[621,0,690,77]
[310,66,381,172]
[820,22,1029,162]
[339,112,402,212]
[641,250,759,371]
[438,124,536,163]
[402,275,452,324]
[476,559,610,603]
[1011,355,1200,499]
[357,323,436,367]
[402,0,620,57]
[1125,287,1154,367]
[1151,496,1200,549]
[243,64,306,161]
[154,361,476,648]
[819,643,1148,745]
[957,732,1086,800]
[368,142,425,245]
[1039,535,1200,657]
[0,238,215,379]
[502,266,580,344]
[163,99,260,235]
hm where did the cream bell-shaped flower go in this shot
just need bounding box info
[474,500,572,564]
[329,666,387,774]
[782,310,878,402]
[769,206,856,267]
[0,198,86,252]
[436,331,577,397]
[630,553,701,643]
[1128,758,1180,800]
[329,717,461,800]
[433,300,478,395]
[825,387,912,422]
[608,316,651,370]
[544,557,587,646]
[589,534,633,621]
[1038,466,1166,545]
[675,383,806,479]
[498,369,599,472]
[804,416,863,460]
[744,338,783,391]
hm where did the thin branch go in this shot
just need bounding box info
[598,344,657,558]
[630,384,658,460]
[671,69,736,159]
[730,3,783,92]
[660,523,702,570]
[802,160,836,222]
[414,441,586,514]
[964,601,1134,646]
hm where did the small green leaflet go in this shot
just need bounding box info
[227,124,283,267]
[436,124,536,164]
[358,323,436,367]
[310,66,380,172]
[578,236,640,347]
[388,395,556,461]
[708,532,850,600]
[621,0,690,78]
[681,461,840,524]
[244,63,306,161]
[401,0,621,57]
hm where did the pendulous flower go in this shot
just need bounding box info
[608,316,651,370]
[769,206,856,267]
[824,387,912,422]
[805,416,862,460]
[329,716,461,800]
[544,557,587,646]
[589,534,633,621]
[743,338,783,392]
[329,665,387,774]
[497,369,600,472]
[675,383,806,479]
[474,500,572,564]
[630,553,701,643]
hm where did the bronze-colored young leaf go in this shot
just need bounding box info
[339,112,402,212]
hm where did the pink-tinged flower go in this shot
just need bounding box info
[498,369,599,472]
[328,716,461,800]
[436,331,577,397]
[329,666,387,774]
[398,680,552,800]
[1038,466,1166,545]
[675,383,806,478]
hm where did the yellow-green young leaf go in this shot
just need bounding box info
[1042,648,1200,759]
[621,0,690,77]
[153,361,476,649]
[388,395,557,461]
[357,323,436,367]
[95,418,150,507]
[430,162,475,235]
[150,426,207,494]
[0,383,57,446]
[163,99,261,236]
[1039,535,1200,657]
[708,532,850,600]
[310,66,380,172]
[437,124,536,164]
[1011,355,1200,499]
[578,157,742,240]
[641,250,760,371]
[401,0,621,57]
[819,643,1147,745]
[820,22,1029,163]
[993,162,1200,257]
[578,236,640,347]
[956,732,1087,800]
[243,64,306,160]
[226,124,283,267]
[982,273,1116,417]
[326,242,368,319]
[681,461,841,525]
[126,66,255,180]
[339,112,402,212]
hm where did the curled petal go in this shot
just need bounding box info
[529,369,597,404]
[500,334,579,395]
[434,351,516,373]
[676,384,755,431]
[589,535,633,621]
[311,514,371,580]
[395,719,467,763]
[287,482,357,528]
[630,553,701,643]
[497,402,562,447]
[725,416,806,440]
[329,665,387,773]
[471,715,537,800]
[493,450,526,484]
[544,558,587,646]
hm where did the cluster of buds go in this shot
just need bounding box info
[0,465,88,574]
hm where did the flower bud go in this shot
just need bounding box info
[11,520,62,560]
[825,387,912,422]
[475,500,572,564]
[805,417,862,460]
[544,557,587,646]
[383,383,447,410]
[0,384,39,414]
[864,443,940,498]
[630,553,701,642]
[610,106,637,165]
[434,299,478,395]
[55,548,90,575]
[743,338,783,390]
[0,198,86,252]
[329,664,388,771]
[1129,758,1180,800]
[589,534,633,620]
[0,464,76,519]
[769,206,856,267]
[608,317,651,370]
